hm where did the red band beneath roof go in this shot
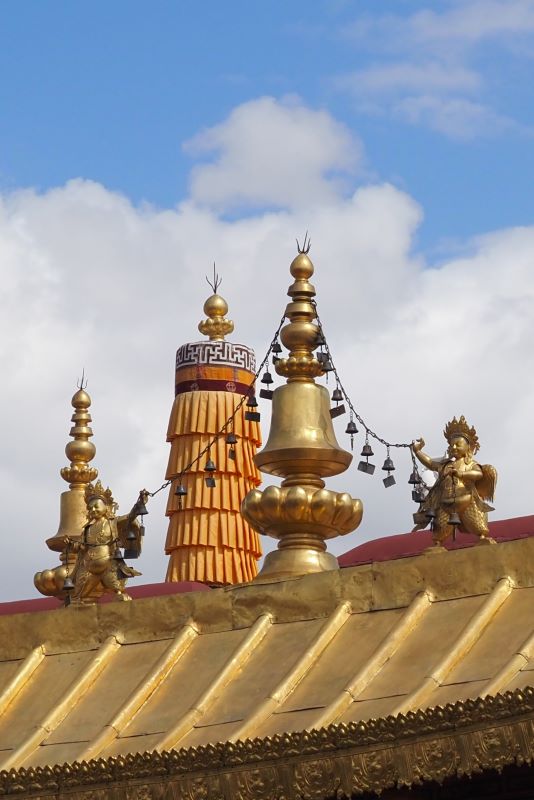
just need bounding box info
[175,379,252,397]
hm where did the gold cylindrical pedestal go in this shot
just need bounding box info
[254,547,339,582]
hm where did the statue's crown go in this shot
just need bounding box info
[85,480,115,507]
[443,415,479,453]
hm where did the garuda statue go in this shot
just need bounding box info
[64,480,148,604]
[412,416,497,546]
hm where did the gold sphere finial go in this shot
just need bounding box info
[290,233,314,280]
[72,387,91,409]
[290,252,314,281]
[198,263,234,340]
[203,293,229,318]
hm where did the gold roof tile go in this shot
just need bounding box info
[0,535,534,771]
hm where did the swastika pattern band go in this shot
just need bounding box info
[176,341,256,373]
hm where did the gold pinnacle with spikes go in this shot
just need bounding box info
[241,240,363,580]
[60,388,99,488]
[35,385,99,597]
[198,265,234,340]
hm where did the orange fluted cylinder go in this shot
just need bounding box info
[164,339,262,585]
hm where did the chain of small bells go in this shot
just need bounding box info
[144,306,439,532]
[64,300,444,596]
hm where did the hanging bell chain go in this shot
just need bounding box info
[332,386,343,403]
[345,419,358,435]
[245,393,260,422]
[382,448,395,473]
[361,442,374,458]
[345,415,358,451]
[408,469,422,485]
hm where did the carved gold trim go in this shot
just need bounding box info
[1,687,533,798]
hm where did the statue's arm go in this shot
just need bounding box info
[127,490,149,522]
[411,438,437,470]
[459,463,484,483]
[64,535,82,552]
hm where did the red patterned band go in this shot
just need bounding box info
[175,379,253,397]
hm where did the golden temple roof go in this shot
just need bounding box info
[0,532,533,775]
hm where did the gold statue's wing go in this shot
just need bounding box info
[478,464,497,502]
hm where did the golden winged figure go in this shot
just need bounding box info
[412,416,497,546]
[64,481,148,604]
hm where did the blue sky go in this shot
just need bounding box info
[2,0,534,253]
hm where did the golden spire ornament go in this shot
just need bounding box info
[242,239,363,579]
[198,266,234,341]
[34,383,99,597]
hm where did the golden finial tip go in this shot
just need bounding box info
[72,388,91,409]
[290,252,314,281]
[199,292,234,340]
[203,293,229,318]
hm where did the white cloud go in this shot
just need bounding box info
[335,63,480,96]
[410,1,534,45]
[1,97,534,603]
[394,95,517,139]
[184,96,363,211]
[344,1,534,51]
[335,1,534,139]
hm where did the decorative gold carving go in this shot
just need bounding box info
[293,757,343,800]
[178,773,223,800]
[412,415,497,546]
[234,766,286,800]
[471,724,523,773]
[1,687,533,799]
[350,749,398,794]
[412,738,459,785]
[242,485,362,540]
[125,789,154,800]
[242,244,363,579]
